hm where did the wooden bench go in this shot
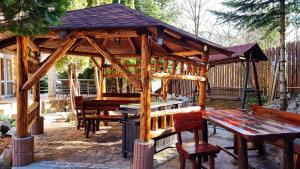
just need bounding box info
[82,99,122,138]
[251,104,300,169]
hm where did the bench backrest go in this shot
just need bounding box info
[251,104,300,125]
[103,93,140,98]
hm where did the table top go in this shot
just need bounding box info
[118,100,183,115]
[119,100,182,109]
[204,109,300,141]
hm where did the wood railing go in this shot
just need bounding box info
[103,57,205,81]
[149,106,201,138]
[27,101,39,129]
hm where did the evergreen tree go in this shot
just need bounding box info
[0,0,69,35]
[211,0,299,110]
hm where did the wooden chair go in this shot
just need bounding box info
[174,111,220,169]
[74,96,84,130]
[82,100,122,138]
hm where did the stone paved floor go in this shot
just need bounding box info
[159,126,283,169]
[14,113,284,169]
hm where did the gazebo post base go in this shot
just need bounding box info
[133,139,154,169]
[30,116,44,135]
[12,135,34,167]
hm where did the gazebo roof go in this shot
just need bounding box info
[0,3,231,57]
[209,43,268,65]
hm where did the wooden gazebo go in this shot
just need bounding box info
[0,4,231,168]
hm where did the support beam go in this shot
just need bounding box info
[134,33,154,169]
[27,38,40,53]
[21,36,76,91]
[179,62,184,74]
[16,36,29,138]
[153,54,205,67]
[99,57,105,99]
[162,59,169,101]
[0,36,16,49]
[198,46,209,110]
[140,33,151,142]
[152,72,206,81]
[41,47,139,58]
[172,50,203,57]
[30,52,44,135]
[128,37,139,54]
[162,79,169,101]
[86,37,142,90]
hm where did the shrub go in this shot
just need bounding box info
[246,93,268,106]
[0,115,15,135]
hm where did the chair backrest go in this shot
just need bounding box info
[75,96,83,109]
[174,111,204,144]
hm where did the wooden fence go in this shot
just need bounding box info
[208,41,300,98]
[168,41,300,99]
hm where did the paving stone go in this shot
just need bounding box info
[11,113,287,169]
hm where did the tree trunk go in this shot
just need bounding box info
[94,67,100,99]
[279,0,287,110]
[68,64,74,112]
[122,78,127,93]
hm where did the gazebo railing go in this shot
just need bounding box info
[40,79,97,97]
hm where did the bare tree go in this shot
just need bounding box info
[183,0,208,36]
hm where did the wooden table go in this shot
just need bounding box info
[203,109,300,169]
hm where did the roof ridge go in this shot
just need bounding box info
[65,3,122,13]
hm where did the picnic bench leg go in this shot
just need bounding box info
[237,136,248,169]
[104,111,109,126]
[234,134,238,155]
[295,154,300,169]
[284,138,294,169]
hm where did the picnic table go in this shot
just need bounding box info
[203,109,300,169]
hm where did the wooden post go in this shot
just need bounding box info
[16,36,29,138]
[162,59,169,101]
[199,48,208,109]
[13,36,34,166]
[241,59,250,109]
[30,52,44,135]
[99,56,105,99]
[0,55,2,99]
[133,33,154,169]
[199,48,209,162]
[252,61,262,105]
[162,79,169,101]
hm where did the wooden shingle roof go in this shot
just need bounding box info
[0,3,232,58]
[51,4,229,54]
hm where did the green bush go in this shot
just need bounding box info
[246,93,268,106]
[0,115,15,135]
